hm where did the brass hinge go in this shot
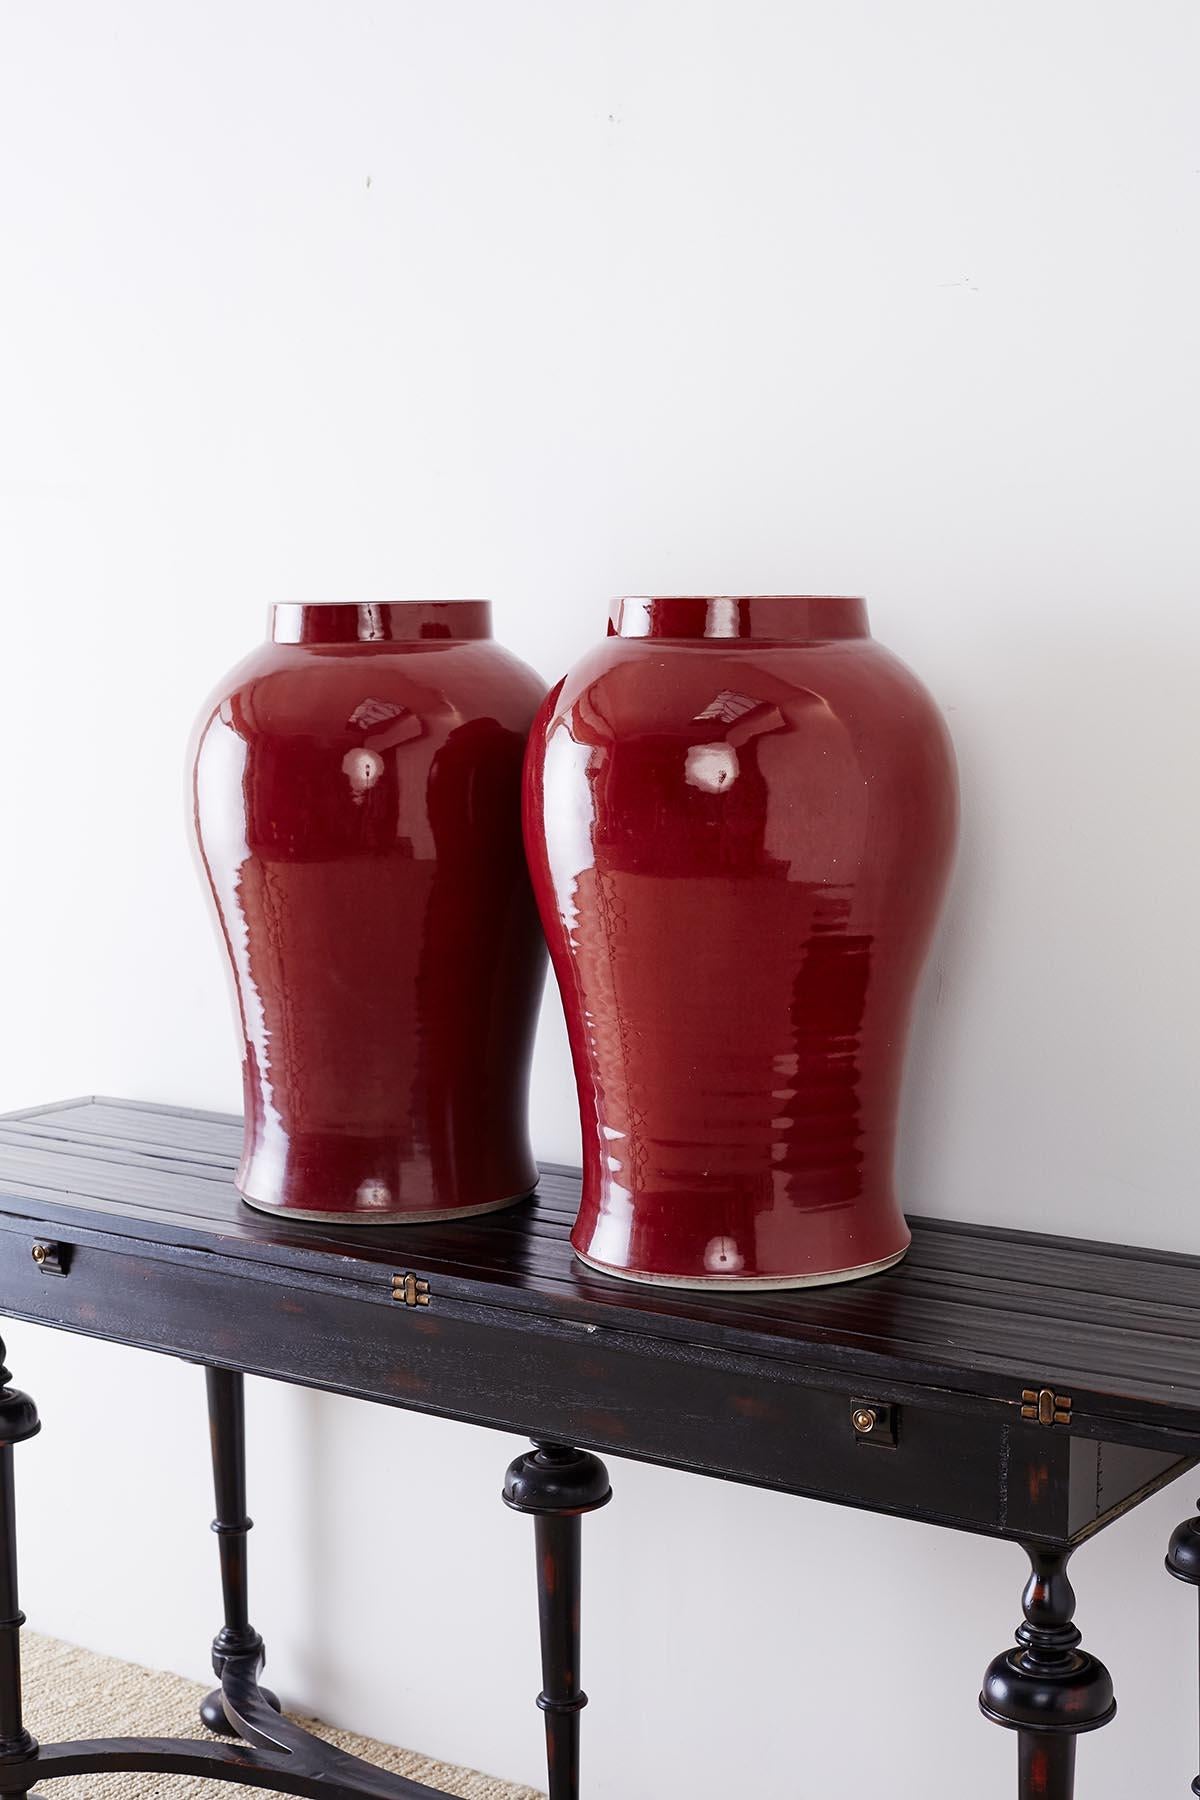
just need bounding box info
[392,1272,431,1308]
[1021,1387,1072,1427]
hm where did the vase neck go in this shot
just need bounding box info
[270,601,493,646]
[608,596,869,643]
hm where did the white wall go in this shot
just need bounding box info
[1,3,1198,1794]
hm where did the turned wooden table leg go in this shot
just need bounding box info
[503,1442,611,1800]
[0,1339,41,1799]
[1166,1500,1200,1794]
[199,1367,279,1736]
[980,1543,1115,1799]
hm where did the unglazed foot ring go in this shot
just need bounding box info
[237,1187,535,1226]
[571,1243,908,1291]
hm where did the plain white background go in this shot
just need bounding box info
[1,3,1198,1794]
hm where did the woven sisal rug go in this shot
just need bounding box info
[19,1631,542,1798]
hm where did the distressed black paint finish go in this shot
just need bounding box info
[981,1545,1115,1798]
[0,1339,38,1800]
[0,1099,1195,1544]
[504,1443,611,1800]
[1,1098,1200,1797]
[8,1097,1200,1428]
[6,1099,1200,1437]
[1166,1502,1200,1795]
[200,1368,280,1737]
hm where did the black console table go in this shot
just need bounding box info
[2,1098,1200,1799]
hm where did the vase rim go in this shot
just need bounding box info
[608,596,870,643]
[270,600,493,646]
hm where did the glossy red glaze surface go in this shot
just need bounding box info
[191,601,547,1221]
[523,596,958,1288]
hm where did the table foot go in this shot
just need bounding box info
[199,1681,281,1738]
[503,1442,611,1800]
[1165,1499,1200,1793]
[33,1646,458,1796]
[980,1543,1115,1799]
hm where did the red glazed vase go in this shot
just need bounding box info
[191,600,546,1222]
[523,596,958,1288]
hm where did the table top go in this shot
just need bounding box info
[1,1096,1199,1455]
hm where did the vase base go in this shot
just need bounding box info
[237,1187,534,1226]
[572,1242,908,1291]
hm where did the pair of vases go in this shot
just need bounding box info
[191,596,957,1291]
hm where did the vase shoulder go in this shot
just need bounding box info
[539,635,955,818]
[200,637,544,737]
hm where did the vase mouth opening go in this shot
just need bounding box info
[608,596,870,643]
[270,600,493,646]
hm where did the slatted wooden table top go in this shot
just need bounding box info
[1,1094,1198,1450]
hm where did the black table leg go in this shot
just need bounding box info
[980,1543,1115,1798]
[503,1442,611,1800]
[1166,1500,1200,1794]
[199,1367,280,1737]
[0,1338,41,1799]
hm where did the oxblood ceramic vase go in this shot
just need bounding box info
[191,600,546,1222]
[524,595,958,1289]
